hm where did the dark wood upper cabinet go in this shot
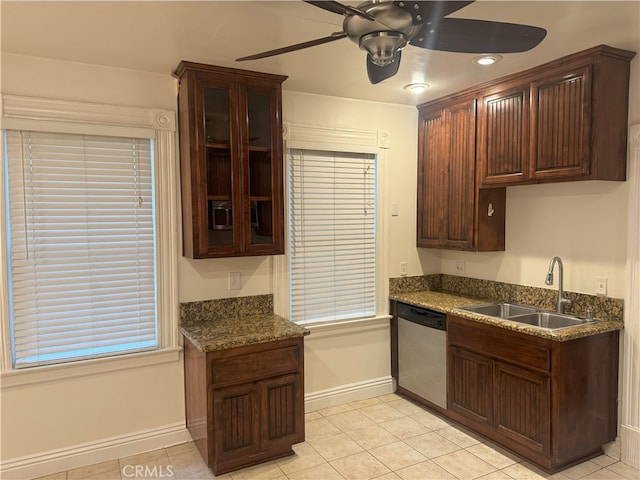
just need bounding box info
[417,96,506,252]
[418,45,633,251]
[175,62,287,258]
[476,45,634,186]
[477,85,530,185]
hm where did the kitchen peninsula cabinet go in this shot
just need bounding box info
[447,315,618,472]
[417,95,506,251]
[477,45,635,186]
[175,61,287,258]
[183,335,304,475]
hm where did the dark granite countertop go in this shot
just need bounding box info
[390,290,623,341]
[180,313,307,353]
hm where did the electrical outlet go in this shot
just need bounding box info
[400,262,407,276]
[228,272,241,290]
[596,277,607,296]
[455,261,466,275]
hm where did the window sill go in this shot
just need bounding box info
[297,315,392,333]
[0,347,182,389]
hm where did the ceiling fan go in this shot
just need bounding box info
[236,1,547,84]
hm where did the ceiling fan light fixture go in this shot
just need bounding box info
[474,54,503,66]
[403,82,430,93]
[359,31,407,66]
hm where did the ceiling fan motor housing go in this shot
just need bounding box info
[345,1,420,65]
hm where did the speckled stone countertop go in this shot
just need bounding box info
[179,295,307,353]
[390,290,623,342]
[180,313,306,353]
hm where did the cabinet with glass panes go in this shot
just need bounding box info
[175,62,287,258]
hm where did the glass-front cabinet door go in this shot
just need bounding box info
[176,61,286,258]
[203,86,235,251]
[244,87,283,254]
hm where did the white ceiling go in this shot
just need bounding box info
[2,1,639,106]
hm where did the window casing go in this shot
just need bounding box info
[0,95,178,375]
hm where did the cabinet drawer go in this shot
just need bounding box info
[211,345,300,386]
[448,318,550,372]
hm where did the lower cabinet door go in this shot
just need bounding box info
[448,346,493,425]
[493,361,550,454]
[260,373,304,450]
[212,383,261,468]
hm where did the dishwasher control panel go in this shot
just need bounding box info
[397,303,446,331]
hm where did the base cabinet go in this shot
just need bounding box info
[184,336,304,475]
[446,315,618,472]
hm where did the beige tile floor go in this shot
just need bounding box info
[34,394,640,480]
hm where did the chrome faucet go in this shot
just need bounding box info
[545,256,572,314]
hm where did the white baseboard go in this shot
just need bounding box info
[304,376,395,412]
[621,424,640,469]
[1,422,192,480]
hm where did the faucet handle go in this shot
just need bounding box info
[585,309,594,321]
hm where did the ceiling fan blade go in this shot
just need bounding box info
[367,51,402,84]
[394,1,475,25]
[236,31,347,61]
[410,18,547,53]
[304,1,376,21]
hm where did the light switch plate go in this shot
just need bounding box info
[229,272,241,290]
[596,277,607,296]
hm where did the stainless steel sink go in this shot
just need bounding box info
[457,303,594,330]
[458,303,538,319]
[506,312,591,329]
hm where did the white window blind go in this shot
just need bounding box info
[288,148,376,324]
[4,130,157,368]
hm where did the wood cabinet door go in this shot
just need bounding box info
[478,86,530,185]
[416,109,446,247]
[416,98,476,250]
[260,373,304,450]
[493,361,550,454]
[239,81,284,256]
[448,346,493,425]
[443,100,476,249]
[530,65,592,180]
[211,383,261,468]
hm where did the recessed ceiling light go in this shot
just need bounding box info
[403,82,430,93]
[474,54,503,66]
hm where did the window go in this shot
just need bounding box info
[4,130,157,368]
[288,148,376,324]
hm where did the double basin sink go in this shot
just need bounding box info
[457,303,595,330]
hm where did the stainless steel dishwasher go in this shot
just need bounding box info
[397,302,447,408]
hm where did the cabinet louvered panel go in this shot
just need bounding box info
[446,103,475,246]
[267,382,295,439]
[220,390,258,452]
[532,66,591,178]
[494,361,550,453]
[417,112,444,246]
[449,346,492,424]
[481,90,528,183]
[261,373,304,450]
